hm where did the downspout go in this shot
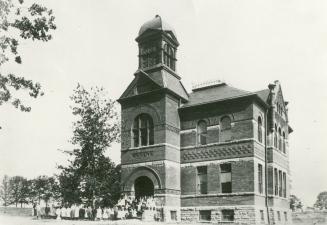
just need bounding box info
[265,108,270,225]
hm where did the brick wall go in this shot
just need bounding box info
[181,159,255,197]
[232,160,255,193]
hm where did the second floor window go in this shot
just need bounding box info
[132,114,154,147]
[258,116,263,143]
[197,120,207,145]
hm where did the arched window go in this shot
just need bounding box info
[163,43,175,71]
[278,127,282,151]
[132,114,154,147]
[197,120,207,145]
[258,116,263,143]
[274,124,278,148]
[221,116,231,130]
[282,132,286,153]
[221,116,232,142]
[163,44,169,66]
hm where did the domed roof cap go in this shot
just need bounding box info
[138,15,177,39]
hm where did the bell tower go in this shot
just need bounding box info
[136,15,179,72]
[118,15,188,222]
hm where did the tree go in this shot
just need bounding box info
[31,175,58,206]
[0,175,12,206]
[0,0,56,124]
[58,84,120,207]
[290,194,303,211]
[8,176,27,207]
[314,191,327,210]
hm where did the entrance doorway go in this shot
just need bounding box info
[134,176,154,199]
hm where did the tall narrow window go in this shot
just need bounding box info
[283,172,287,198]
[197,120,207,145]
[279,170,283,197]
[282,132,286,153]
[220,163,232,193]
[258,116,263,143]
[274,124,278,148]
[221,116,232,142]
[258,164,263,194]
[197,166,207,194]
[163,44,175,71]
[274,168,278,196]
[278,128,282,151]
[132,114,154,147]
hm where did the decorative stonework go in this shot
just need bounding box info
[181,140,254,163]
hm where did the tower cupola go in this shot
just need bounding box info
[136,15,179,72]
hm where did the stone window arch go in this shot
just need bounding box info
[258,116,263,143]
[132,114,154,147]
[197,120,207,145]
[220,116,232,142]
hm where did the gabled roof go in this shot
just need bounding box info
[162,70,189,101]
[118,69,188,102]
[181,83,253,108]
[255,89,270,103]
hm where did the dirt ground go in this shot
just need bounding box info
[0,214,202,225]
[1,215,327,225]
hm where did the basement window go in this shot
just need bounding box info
[221,209,234,222]
[199,210,211,222]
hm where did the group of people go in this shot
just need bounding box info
[33,203,116,220]
[32,195,160,221]
[116,195,159,220]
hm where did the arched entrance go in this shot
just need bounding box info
[134,176,154,199]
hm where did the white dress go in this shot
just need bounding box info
[74,206,79,218]
[103,208,109,219]
[96,208,102,219]
[56,208,61,219]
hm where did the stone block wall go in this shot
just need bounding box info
[181,206,257,224]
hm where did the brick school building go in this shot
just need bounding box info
[117,15,292,224]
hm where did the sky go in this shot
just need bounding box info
[1,0,327,207]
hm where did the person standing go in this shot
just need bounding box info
[74,204,79,220]
[36,203,41,219]
[56,207,61,220]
